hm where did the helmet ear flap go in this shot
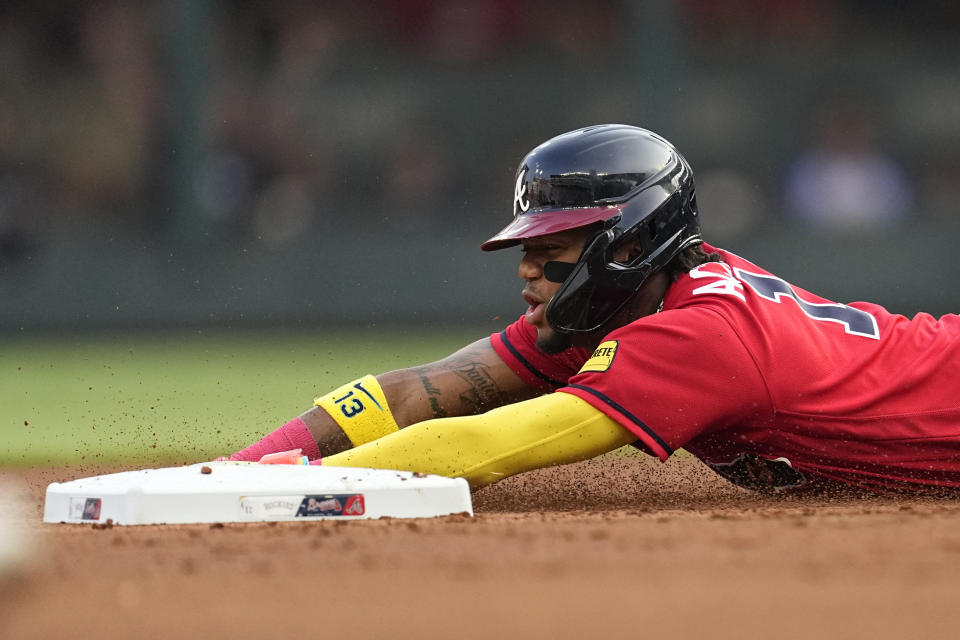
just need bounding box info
[546,187,699,335]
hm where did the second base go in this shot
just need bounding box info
[43,462,473,525]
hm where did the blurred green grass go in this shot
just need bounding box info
[1,328,486,466]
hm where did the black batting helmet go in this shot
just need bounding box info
[482,124,702,334]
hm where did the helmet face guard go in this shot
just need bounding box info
[545,203,695,333]
[482,125,702,335]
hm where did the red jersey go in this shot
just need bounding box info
[491,244,960,493]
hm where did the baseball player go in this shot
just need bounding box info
[223,124,960,494]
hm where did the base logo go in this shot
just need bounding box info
[240,493,366,518]
[579,340,619,373]
[296,494,365,517]
[239,497,303,518]
[70,497,102,521]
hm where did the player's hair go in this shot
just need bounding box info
[664,243,722,282]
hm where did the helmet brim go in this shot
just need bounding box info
[480,205,620,252]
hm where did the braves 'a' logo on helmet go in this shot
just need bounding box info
[514,167,530,216]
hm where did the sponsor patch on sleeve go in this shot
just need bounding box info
[579,340,619,373]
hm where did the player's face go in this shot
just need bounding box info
[518,228,593,354]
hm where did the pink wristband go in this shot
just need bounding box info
[229,417,321,462]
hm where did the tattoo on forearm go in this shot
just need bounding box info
[455,361,505,411]
[417,370,448,418]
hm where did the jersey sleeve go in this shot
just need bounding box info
[559,307,772,461]
[490,316,590,392]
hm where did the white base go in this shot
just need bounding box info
[43,462,473,525]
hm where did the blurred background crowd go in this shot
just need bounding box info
[2,0,960,331]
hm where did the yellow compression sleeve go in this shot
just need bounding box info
[323,392,637,490]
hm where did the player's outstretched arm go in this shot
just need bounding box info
[225,337,539,461]
[369,337,539,422]
[323,391,638,490]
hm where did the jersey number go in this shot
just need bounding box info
[733,267,880,339]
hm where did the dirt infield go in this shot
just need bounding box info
[5,451,960,640]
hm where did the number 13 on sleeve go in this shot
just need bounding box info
[314,375,400,446]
